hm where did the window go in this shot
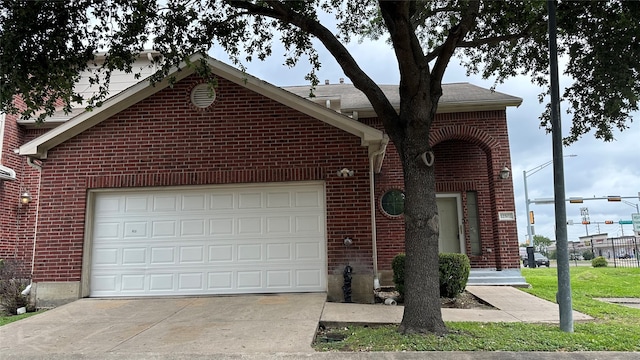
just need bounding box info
[467,191,481,255]
[380,189,405,217]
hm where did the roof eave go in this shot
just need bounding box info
[342,98,522,119]
[19,54,385,159]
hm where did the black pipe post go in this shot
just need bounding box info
[548,0,573,333]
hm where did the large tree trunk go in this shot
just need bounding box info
[395,111,447,335]
[399,145,446,335]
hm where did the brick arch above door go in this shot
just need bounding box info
[429,125,500,154]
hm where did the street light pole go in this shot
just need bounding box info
[621,200,640,236]
[523,156,577,255]
[621,200,640,214]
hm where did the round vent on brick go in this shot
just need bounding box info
[190,84,216,109]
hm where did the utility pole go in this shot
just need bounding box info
[581,207,590,236]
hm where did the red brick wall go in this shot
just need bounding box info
[1,96,43,277]
[28,75,374,282]
[364,110,520,272]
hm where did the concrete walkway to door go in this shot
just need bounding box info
[0,293,326,357]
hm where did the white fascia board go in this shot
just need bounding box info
[20,54,384,158]
[343,99,523,119]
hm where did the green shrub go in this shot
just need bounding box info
[439,253,471,298]
[391,253,406,297]
[582,250,595,261]
[391,253,471,298]
[592,256,608,268]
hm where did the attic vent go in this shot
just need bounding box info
[190,84,216,108]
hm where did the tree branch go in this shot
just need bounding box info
[378,1,429,100]
[430,1,479,90]
[225,0,401,132]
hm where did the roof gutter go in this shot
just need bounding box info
[0,164,17,181]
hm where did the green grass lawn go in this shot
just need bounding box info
[315,267,640,351]
[0,311,40,326]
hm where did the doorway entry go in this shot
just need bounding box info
[436,193,464,254]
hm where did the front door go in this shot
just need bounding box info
[436,194,464,254]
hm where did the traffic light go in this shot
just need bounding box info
[529,211,535,224]
[605,220,614,224]
[582,220,590,224]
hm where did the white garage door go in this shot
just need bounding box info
[90,183,326,297]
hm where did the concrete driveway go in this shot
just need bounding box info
[0,293,326,357]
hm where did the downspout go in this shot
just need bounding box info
[369,136,388,289]
[26,157,43,285]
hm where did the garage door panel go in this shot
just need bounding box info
[210,193,234,209]
[90,183,326,297]
[237,271,262,289]
[150,247,176,264]
[122,248,146,265]
[152,221,177,237]
[237,244,262,261]
[296,242,321,260]
[124,222,147,238]
[238,192,262,209]
[125,196,149,212]
[208,272,233,290]
[267,243,291,260]
[182,194,207,211]
[149,274,175,291]
[178,273,204,290]
[94,222,120,239]
[153,195,178,212]
[266,216,291,233]
[94,248,119,265]
[267,192,291,208]
[92,275,118,292]
[296,269,322,287]
[209,245,233,262]
[181,219,206,236]
[179,246,205,263]
[96,197,121,214]
[210,218,234,236]
[295,215,322,233]
[121,275,145,291]
[295,191,321,208]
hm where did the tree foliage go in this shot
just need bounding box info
[2,0,639,334]
[533,235,553,255]
[2,1,638,141]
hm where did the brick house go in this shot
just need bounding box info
[0,53,525,307]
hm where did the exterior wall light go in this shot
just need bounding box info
[337,168,354,177]
[20,191,32,205]
[499,166,511,180]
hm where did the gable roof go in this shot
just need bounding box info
[283,82,522,119]
[18,54,386,159]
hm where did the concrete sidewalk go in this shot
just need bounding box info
[321,286,592,325]
[1,287,615,360]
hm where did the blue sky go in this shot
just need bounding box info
[211,34,640,244]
